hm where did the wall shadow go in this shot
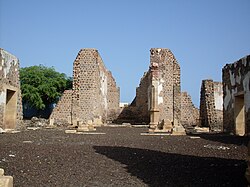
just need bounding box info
[93,146,248,187]
[196,133,249,146]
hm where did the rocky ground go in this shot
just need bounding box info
[0,127,249,187]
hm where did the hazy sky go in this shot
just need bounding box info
[1,0,250,107]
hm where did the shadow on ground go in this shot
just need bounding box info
[195,133,249,146]
[94,146,248,187]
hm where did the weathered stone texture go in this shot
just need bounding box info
[119,48,182,127]
[222,55,250,135]
[135,72,150,123]
[199,79,223,130]
[51,49,120,125]
[50,90,72,125]
[0,48,23,129]
[181,92,199,126]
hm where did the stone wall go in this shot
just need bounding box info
[51,49,120,125]
[0,48,23,129]
[50,90,72,125]
[223,55,250,135]
[120,48,181,126]
[199,79,223,130]
[181,92,199,126]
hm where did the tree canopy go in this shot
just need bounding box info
[20,65,72,110]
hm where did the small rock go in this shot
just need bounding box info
[0,168,4,176]
[0,127,6,134]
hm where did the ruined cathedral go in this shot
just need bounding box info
[51,48,199,131]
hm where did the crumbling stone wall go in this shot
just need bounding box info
[0,48,23,129]
[135,72,150,123]
[181,92,199,126]
[50,90,72,125]
[107,70,120,122]
[223,55,250,135]
[150,48,181,124]
[51,49,120,125]
[199,79,223,130]
[127,48,181,125]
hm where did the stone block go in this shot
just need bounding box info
[65,130,77,134]
[172,124,186,135]
[0,176,13,187]
[49,118,54,126]
[93,117,102,126]
[0,168,4,176]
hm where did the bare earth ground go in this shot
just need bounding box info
[0,127,248,187]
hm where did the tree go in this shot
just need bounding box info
[20,65,72,110]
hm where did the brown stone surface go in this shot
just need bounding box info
[181,92,199,126]
[118,48,182,129]
[0,127,248,186]
[50,90,72,125]
[50,49,120,125]
[0,49,23,130]
[199,79,223,131]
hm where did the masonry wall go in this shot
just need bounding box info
[199,79,223,130]
[50,90,72,125]
[223,55,250,134]
[181,92,199,126]
[135,72,150,123]
[123,48,181,125]
[51,49,120,124]
[0,48,23,129]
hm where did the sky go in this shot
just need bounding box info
[0,0,250,107]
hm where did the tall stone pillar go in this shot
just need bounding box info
[149,63,160,132]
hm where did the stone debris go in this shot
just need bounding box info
[140,133,171,136]
[0,128,6,134]
[76,132,106,135]
[194,127,210,133]
[203,144,230,150]
[27,127,40,130]
[189,136,201,139]
[65,130,77,134]
[23,141,33,143]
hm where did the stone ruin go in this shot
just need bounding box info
[50,49,120,128]
[0,48,23,130]
[181,92,199,126]
[222,55,250,136]
[116,48,198,134]
[199,79,223,131]
[222,55,250,183]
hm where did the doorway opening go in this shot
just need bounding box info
[4,89,17,129]
[235,94,245,136]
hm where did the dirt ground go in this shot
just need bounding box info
[0,127,249,187]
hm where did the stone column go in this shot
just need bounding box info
[149,63,160,132]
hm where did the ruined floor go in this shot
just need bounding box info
[0,127,248,186]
